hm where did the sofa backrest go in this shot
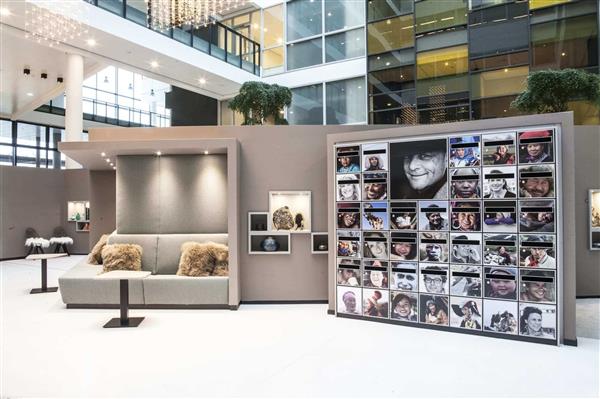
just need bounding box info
[107,234,158,273]
[156,234,229,275]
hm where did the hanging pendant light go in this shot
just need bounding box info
[148,0,248,30]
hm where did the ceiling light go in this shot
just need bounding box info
[0,7,11,16]
[156,151,162,156]
[198,78,206,85]
[24,3,88,47]
[204,150,209,155]
[26,92,34,97]
[106,158,111,163]
[561,52,566,57]
[148,1,248,31]
[113,166,116,170]
[150,61,159,68]
[86,38,96,47]
[100,152,106,157]
[110,163,114,166]
[504,68,509,72]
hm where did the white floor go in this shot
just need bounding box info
[1,256,599,398]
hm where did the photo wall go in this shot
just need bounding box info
[335,127,560,344]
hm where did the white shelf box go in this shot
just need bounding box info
[311,232,329,254]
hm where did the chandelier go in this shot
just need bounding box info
[24,3,88,48]
[148,0,247,30]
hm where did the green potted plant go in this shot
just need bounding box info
[228,81,292,125]
[511,69,600,114]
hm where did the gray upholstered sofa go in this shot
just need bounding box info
[59,233,232,309]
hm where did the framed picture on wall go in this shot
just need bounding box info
[590,189,600,250]
[268,191,312,233]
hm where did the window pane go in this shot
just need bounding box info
[125,0,147,25]
[471,95,521,119]
[368,0,413,22]
[371,90,416,111]
[368,14,414,55]
[16,147,37,167]
[0,144,12,165]
[416,28,467,52]
[418,105,470,123]
[47,150,63,169]
[368,48,415,71]
[325,28,365,62]
[531,14,599,70]
[471,66,529,99]
[469,2,528,25]
[287,0,322,41]
[416,74,469,97]
[417,45,468,80]
[469,19,529,58]
[49,128,64,149]
[369,65,415,94]
[530,0,572,10]
[0,120,11,144]
[325,0,365,32]
[326,77,366,124]
[287,38,322,70]
[289,84,323,125]
[173,24,192,45]
[263,46,284,73]
[530,0,596,24]
[264,5,284,48]
[98,0,123,15]
[415,0,468,34]
[17,123,45,147]
[469,0,510,10]
[370,107,417,124]
[470,51,529,72]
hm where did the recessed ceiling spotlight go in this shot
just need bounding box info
[204,150,209,155]
[110,163,114,166]
[155,151,162,156]
[112,166,116,170]
[100,152,106,157]
[41,72,48,79]
[198,78,206,85]
[86,38,96,47]
[26,92,34,97]
[0,7,10,16]
[150,60,159,68]
[23,67,31,76]
[106,158,111,163]
[57,76,63,83]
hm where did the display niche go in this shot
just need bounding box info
[248,212,291,254]
[334,126,561,345]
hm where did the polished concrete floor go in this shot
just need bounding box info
[1,256,599,398]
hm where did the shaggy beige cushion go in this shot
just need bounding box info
[101,244,143,273]
[176,242,229,277]
[88,234,109,265]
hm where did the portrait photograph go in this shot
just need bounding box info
[484,266,518,301]
[419,294,449,326]
[450,265,482,297]
[592,190,600,228]
[337,174,361,201]
[519,234,556,268]
[362,201,389,231]
[390,201,418,230]
[450,233,482,265]
[519,269,556,304]
[363,232,389,259]
[449,135,481,167]
[390,232,418,261]
[483,299,518,334]
[363,259,389,269]
[391,262,418,292]
[363,288,389,318]
[518,129,554,164]
[391,291,418,322]
[363,269,389,289]
[450,168,481,199]
[483,234,518,266]
[336,145,360,173]
[419,232,449,263]
[482,166,517,199]
[483,200,517,233]
[363,172,388,200]
[482,132,516,165]
[451,201,482,232]
[338,258,361,268]
[337,286,362,315]
[420,264,449,295]
[518,164,555,198]
[337,267,361,287]
[389,139,448,200]
[519,200,555,233]
[337,202,361,230]
[450,297,483,329]
[419,201,449,231]
[269,191,311,233]
[362,142,388,172]
[519,303,557,340]
[337,231,361,258]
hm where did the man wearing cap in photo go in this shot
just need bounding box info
[523,236,556,268]
[485,268,517,300]
[452,300,482,329]
[519,130,553,163]
[519,165,555,198]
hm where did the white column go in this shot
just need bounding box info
[65,53,84,169]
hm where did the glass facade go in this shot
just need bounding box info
[288,84,324,125]
[326,77,367,124]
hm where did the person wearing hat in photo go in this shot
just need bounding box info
[364,290,387,317]
[519,130,553,163]
[486,310,517,334]
[485,268,517,300]
[452,300,482,329]
[338,155,360,173]
[490,144,515,165]
[523,236,556,268]
[365,154,385,171]
[341,291,358,314]
[519,165,555,198]
[484,169,516,198]
[423,297,448,325]
[391,293,417,321]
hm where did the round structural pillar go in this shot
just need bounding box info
[65,53,84,169]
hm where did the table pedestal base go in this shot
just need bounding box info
[103,317,145,328]
[30,287,58,294]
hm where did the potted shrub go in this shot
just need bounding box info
[228,81,292,125]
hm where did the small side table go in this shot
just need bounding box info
[95,271,151,328]
[25,253,68,294]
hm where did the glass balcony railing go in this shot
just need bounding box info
[86,0,261,75]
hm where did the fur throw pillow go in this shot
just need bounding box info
[101,244,143,273]
[88,234,109,265]
[176,242,229,277]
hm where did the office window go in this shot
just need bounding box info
[287,0,322,41]
[471,66,529,99]
[264,5,284,48]
[369,66,415,94]
[0,119,11,144]
[531,14,599,70]
[417,74,469,97]
[471,95,522,119]
[371,90,416,111]
[368,48,415,71]
[470,50,529,72]
[469,19,529,58]
[368,0,414,22]
[17,123,45,147]
[370,107,417,124]
[417,45,468,80]
[289,84,323,125]
[125,0,147,25]
[16,147,38,168]
[415,0,468,34]
[418,105,470,123]
[326,77,366,124]
[469,1,528,25]
[469,0,510,10]
[325,0,365,32]
[325,28,365,62]
[287,38,323,70]
[529,0,572,10]
[367,14,414,55]
[49,128,64,149]
[530,0,596,24]
[0,144,12,165]
[416,28,468,53]
[263,47,284,73]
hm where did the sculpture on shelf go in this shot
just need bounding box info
[272,206,294,230]
[294,213,305,231]
[260,236,279,252]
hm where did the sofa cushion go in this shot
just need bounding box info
[157,234,228,275]
[176,242,229,277]
[108,234,158,273]
[58,259,144,305]
[88,234,109,264]
[101,244,143,273]
[143,275,228,305]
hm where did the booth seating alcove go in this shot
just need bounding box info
[58,138,241,309]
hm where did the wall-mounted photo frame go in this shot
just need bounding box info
[590,189,600,250]
[268,191,311,233]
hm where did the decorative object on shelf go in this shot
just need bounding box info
[75,212,81,221]
[590,189,600,250]
[148,0,248,31]
[268,191,312,234]
[228,81,292,125]
[318,243,328,251]
[24,3,88,48]
[272,206,294,230]
[260,236,279,252]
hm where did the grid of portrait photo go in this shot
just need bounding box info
[335,128,559,343]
